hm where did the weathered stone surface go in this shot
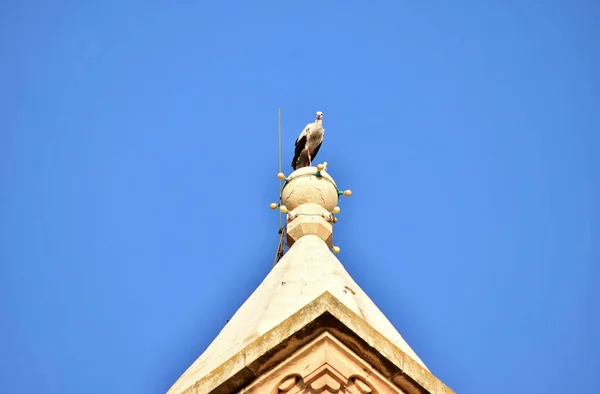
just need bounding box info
[240,332,403,394]
[171,292,454,394]
[166,167,454,394]
[286,203,333,247]
[280,166,339,212]
[167,236,453,394]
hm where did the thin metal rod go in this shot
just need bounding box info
[278,108,282,229]
[273,230,283,267]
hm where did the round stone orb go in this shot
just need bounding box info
[281,166,339,212]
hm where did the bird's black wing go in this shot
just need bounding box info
[291,135,307,169]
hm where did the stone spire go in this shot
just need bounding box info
[167,164,454,394]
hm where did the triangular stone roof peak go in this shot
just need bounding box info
[167,165,453,394]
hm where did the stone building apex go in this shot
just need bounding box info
[166,163,454,394]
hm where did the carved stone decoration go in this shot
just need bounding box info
[280,167,339,212]
[277,374,303,392]
[238,331,405,394]
[286,203,333,248]
[306,364,344,392]
[347,376,374,394]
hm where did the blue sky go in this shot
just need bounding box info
[1,1,598,393]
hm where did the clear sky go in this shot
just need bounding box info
[1,1,598,393]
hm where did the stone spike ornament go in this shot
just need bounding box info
[270,162,351,254]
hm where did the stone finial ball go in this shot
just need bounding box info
[280,166,339,212]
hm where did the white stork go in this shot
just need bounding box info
[291,111,325,170]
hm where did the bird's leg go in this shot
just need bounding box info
[307,148,312,166]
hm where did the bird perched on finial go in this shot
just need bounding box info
[291,111,325,170]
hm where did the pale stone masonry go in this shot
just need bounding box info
[167,165,454,394]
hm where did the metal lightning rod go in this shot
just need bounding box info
[278,108,282,229]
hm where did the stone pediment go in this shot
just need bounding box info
[170,292,453,394]
[239,331,404,394]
